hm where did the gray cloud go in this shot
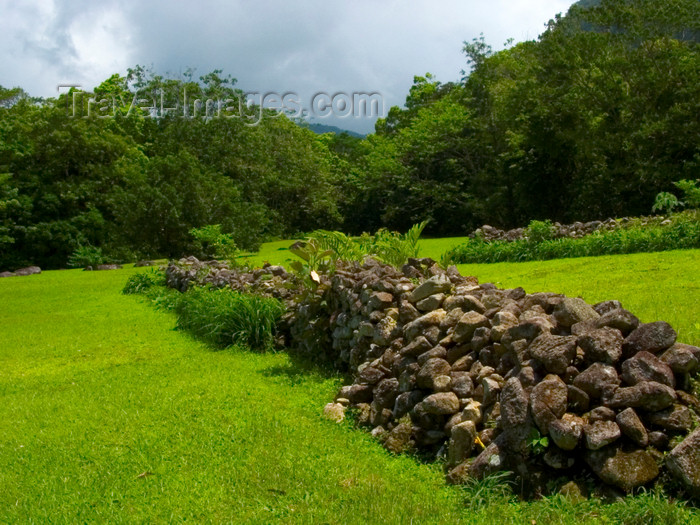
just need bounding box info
[0,0,574,133]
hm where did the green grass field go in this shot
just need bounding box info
[1,247,700,523]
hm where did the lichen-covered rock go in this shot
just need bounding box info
[416,293,445,312]
[615,408,648,447]
[530,374,568,434]
[529,333,577,374]
[403,310,447,341]
[416,358,451,389]
[500,378,529,427]
[409,274,452,303]
[337,384,373,403]
[660,344,700,374]
[549,415,584,451]
[421,392,460,415]
[447,420,477,467]
[578,327,623,365]
[384,422,413,454]
[453,311,489,343]
[573,363,620,400]
[606,381,677,412]
[621,351,675,388]
[586,447,659,492]
[584,420,621,450]
[594,308,640,336]
[666,427,700,496]
[323,402,346,423]
[646,404,693,432]
[553,297,600,327]
[622,321,677,358]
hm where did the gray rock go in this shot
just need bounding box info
[606,381,677,412]
[573,363,621,400]
[528,333,577,374]
[393,390,425,419]
[368,291,394,311]
[553,297,600,327]
[595,308,640,336]
[416,358,451,389]
[447,421,477,467]
[666,427,700,495]
[336,384,373,403]
[373,378,400,408]
[544,447,576,470]
[14,265,41,276]
[399,300,420,323]
[567,384,590,413]
[588,406,616,423]
[422,392,460,415]
[549,415,584,451]
[383,422,414,454]
[400,336,433,357]
[416,293,445,312]
[468,435,507,480]
[500,378,529,428]
[504,318,553,343]
[584,420,621,450]
[409,274,452,303]
[622,321,677,358]
[646,404,693,432]
[530,374,568,434]
[660,344,700,374]
[577,327,623,365]
[450,372,474,398]
[586,447,659,491]
[417,345,447,366]
[490,311,519,342]
[621,351,675,388]
[453,311,489,343]
[593,300,623,316]
[403,310,446,341]
[615,408,648,447]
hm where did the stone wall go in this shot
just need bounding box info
[165,256,700,497]
[471,215,673,243]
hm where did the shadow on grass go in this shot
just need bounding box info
[258,346,352,386]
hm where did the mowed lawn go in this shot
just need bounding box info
[1,249,699,523]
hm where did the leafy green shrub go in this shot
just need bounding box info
[443,213,700,264]
[174,287,285,351]
[675,179,700,209]
[67,245,106,268]
[122,269,165,295]
[190,224,239,263]
[652,192,682,214]
[524,219,556,243]
[291,221,428,273]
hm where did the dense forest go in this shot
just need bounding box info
[1,0,698,269]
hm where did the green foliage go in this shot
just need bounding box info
[291,222,428,273]
[653,192,683,214]
[527,428,549,456]
[675,179,700,209]
[174,287,285,351]
[524,220,557,243]
[443,213,700,264]
[189,224,239,262]
[122,268,165,295]
[67,245,107,268]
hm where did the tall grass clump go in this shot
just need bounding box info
[443,212,700,265]
[174,287,285,351]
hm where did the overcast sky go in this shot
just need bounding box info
[0,0,575,133]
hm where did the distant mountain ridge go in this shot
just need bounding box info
[302,122,365,138]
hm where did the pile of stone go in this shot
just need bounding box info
[164,255,700,497]
[0,266,41,278]
[165,256,300,303]
[471,215,672,243]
